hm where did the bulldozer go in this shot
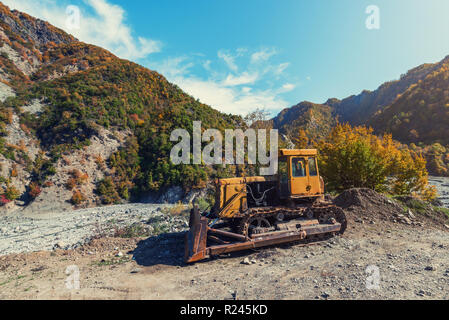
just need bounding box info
[185,149,347,263]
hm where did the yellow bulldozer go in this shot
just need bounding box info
[185,149,347,263]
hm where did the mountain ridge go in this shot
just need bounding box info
[274,55,449,176]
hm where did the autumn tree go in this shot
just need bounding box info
[318,123,436,200]
[292,129,309,149]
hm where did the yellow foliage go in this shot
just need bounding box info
[318,123,436,200]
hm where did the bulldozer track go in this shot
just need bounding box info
[235,204,347,238]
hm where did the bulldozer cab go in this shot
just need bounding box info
[278,149,323,199]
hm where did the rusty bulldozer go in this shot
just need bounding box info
[185,149,347,263]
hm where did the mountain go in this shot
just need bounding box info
[368,57,449,145]
[272,101,336,144]
[0,2,242,213]
[326,62,441,125]
[274,56,449,176]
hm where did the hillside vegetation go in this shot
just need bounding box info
[0,1,242,210]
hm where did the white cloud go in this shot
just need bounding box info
[203,60,212,71]
[217,50,238,72]
[222,72,259,86]
[155,56,194,79]
[251,48,277,64]
[279,83,296,93]
[2,0,161,60]
[273,62,290,76]
[147,45,295,115]
[175,76,289,116]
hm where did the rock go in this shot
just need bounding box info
[158,186,184,204]
[116,251,124,257]
[130,268,141,274]
[424,265,436,271]
[54,241,66,249]
[444,225,449,230]
[417,290,432,297]
[407,210,415,219]
[401,217,412,225]
[241,258,251,265]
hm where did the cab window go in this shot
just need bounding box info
[292,158,306,177]
[308,157,318,176]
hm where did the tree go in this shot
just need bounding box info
[318,123,436,200]
[292,129,309,149]
[244,108,271,129]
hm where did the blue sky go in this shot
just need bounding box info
[5,0,449,116]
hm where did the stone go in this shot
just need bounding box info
[241,258,251,265]
[321,292,330,299]
[53,241,65,250]
[116,251,124,257]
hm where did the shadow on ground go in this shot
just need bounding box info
[131,232,186,267]
[130,230,322,268]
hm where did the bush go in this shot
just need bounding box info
[66,177,77,190]
[3,185,20,201]
[96,177,121,204]
[28,182,42,198]
[318,123,437,200]
[70,189,86,205]
[0,194,11,206]
[66,169,88,190]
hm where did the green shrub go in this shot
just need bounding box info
[96,177,121,204]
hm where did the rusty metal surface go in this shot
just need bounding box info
[184,182,348,263]
[185,208,209,263]
[207,223,340,256]
[208,227,247,241]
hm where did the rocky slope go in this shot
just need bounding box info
[272,101,336,143]
[0,2,242,215]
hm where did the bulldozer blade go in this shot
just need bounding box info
[184,205,208,263]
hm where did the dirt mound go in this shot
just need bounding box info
[334,188,404,222]
[334,188,449,231]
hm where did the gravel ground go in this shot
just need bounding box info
[0,222,447,300]
[0,203,184,255]
[429,176,449,208]
[0,184,448,300]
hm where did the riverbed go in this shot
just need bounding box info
[428,176,449,208]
